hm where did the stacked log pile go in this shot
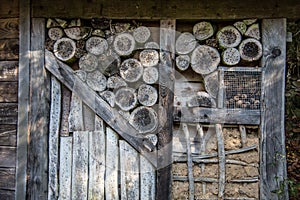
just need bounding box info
[46,18,159,135]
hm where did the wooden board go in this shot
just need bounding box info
[174,82,205,107]
[60,85,71,136]
[260,18,288,200]
[0,146,16,167]
[0,18,19,39]
[68,93,84,132]
[27,18,49,200]
[0,0,19,18]
[0,82,18,102]
[83,104,95,131]
[0,168,15,190]
[120,140,140,200]
[0,125,16,146]
[48,76,61,200]
[0,61,18,81]
[0,189,15,200]
[59,137,73,200]
[0,39,19,60]
[0,103,18,124]
[140,156,156,200]
[32,0,300,19]
[72,131,89,200]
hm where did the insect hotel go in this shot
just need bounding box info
[1,0,298,200]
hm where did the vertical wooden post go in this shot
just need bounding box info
[157,19,175,200]
[27,18,50,199]
[260,18,288,200]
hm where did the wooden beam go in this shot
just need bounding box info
[27,18,50,200]
[156,19,175,200]
[0,146,16,167]
[16,0,30,198]
[0,61,18,81]
[0,103,18,124]
[260,18,288,200]
[59,137,72,200]
[174,107,261,125]
[0,168,15,190]
[0,125,16,146]
[0,82,18,102]
[0,39,19,60]
[0,0,19,18]
[0,18,19,39]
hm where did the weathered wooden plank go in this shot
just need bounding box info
[0,189,15,200]
[59,137,72,200]
[0,39,19,60]
[27,18,49,200]
[157,19,176,200]
[105,127,119,200]
[68,93,84,132]
[83,104,95,131]
[0,0,19,18]
[72,131,89,200]
[140,155,156,200]
[120,140,139,200]
[215,124,225,199]
[0,103,17,124]
[0,61,18,81]
[0,18,19,39]
[174,82,205,107]
[0,168,15,190]
[45,50,156,165]
[48,76,61,200]
[260,18,288,200]
[0,125,16,146]
[0,146,16,167]
[174,107,260,125]
[60,85,71,136]
[88,116,105,200]
[32,0,300,19]
[16,0,30,199]
[0,82,18,103]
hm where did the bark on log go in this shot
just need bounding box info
[129,106,158,134]
[239,38,262,61]
[191,45,220,75]
[113,33,135,56]
[120,58,143,82]
[217,26,242,48]
[137,84,158,106]
[100,90,115,107]
[53,37,76,62]
[107,75,127,89]
[143,66,158,84]
[86,36,108,55]
[176,55,190,71]
[48,27,64,41]
[98,50,121,76]
[204,70,219,99]
[86,70,107,92]
[193,21,214,41]
[245,23,261,40]
[175,32,197,54]
[64,27,92,40]
[133,26,151,43]
[221,47,240,66]
[233,21,247,35]
[139,49,159,67]
[115,87,137,111]
[187,91,216,108]
[79,53,98,72]
[144,41,159,50]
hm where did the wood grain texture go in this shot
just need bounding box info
[68,93,84,132]
[83,104,95,131]
[60,85,71,136]
[157,19,176,200]
[0,0,19,18]
[0,39,19,60]
[27,18,49,200]
[0,18,19,39]
[0,189,15,200]
[72,131,89,200]
[140,155,156,200]
[0,146,16,167]
[260,18,288,200]
[0,168,15,190]
[0,125,16,146]
[0,103,17,124]
[215,124,225,198]
[0,61,18,81]
[59,137,73,200]
[0,82,18,103]
[48,76,61,200]
[32,0,300,19]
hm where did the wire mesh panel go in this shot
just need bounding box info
[222,68,262,110]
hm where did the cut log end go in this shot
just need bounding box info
[144,41,159,50]
[120,58,143,83]
[133,26,151,44]
[86,70,107,92]
[176,55,190,71]
[193,21,214,41]
[79,53,98,72]
[64,27,92,40]
[129,106,158,134]
[143,67,158,84]
[176,32,197,54]
[137,84,158,106]
[222,47,240,66]
[115,87,137,111]
[239,38,262,61]
[217,26,242,48]
[86,36,108,56]
[245,23,261,40]
[98,50,121,76]
[107,75,127,89]
[48,27,64,41]
[113,33,136,56]
[53,37,76,62]
[233,21,247,35]
[139,49,159,67]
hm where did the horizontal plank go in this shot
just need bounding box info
[32,0,300,19]
[0,0,19,18]
[0,146,16,168]
[174,107,260,125]
[0,61,18,81]
[0,82,18,102]
[0,39,19,60]
[0,18,19,39]
[0,125,16,146]
[0,189,15,200]
[0,168,15,190]
[0,103,18,124]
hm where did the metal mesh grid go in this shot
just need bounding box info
[224,71,261,110]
